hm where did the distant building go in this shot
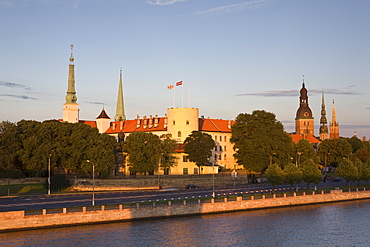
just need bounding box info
[61,45,238,175]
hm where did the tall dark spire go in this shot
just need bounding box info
[319,89,328,140]
[65,44,77,104]
[295,77,314,136]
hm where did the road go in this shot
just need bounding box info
[0,179,359,212]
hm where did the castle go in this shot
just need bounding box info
[62,46,340,175]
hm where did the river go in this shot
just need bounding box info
[1,199,370,246]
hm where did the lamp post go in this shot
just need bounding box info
[87,160,95,206]
[212,162,215,198]
[48,153,51,195]
[296,152,303,167]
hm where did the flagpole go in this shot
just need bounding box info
[173,87,175,107]
[182,83,184,108]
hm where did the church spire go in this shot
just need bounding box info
[65,44,77,104]
[114,68,126,121]
[63,44,79,123]
[319,89,328,140]
[330,100,340,139]
[295,77,314,136]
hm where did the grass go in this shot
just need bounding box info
[0,183,46,196]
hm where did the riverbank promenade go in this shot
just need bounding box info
[1,188,370,232]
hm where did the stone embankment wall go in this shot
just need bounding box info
[72,174,248,190]
[1,189,370,232]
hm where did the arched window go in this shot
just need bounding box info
[178,131,181,137]
[186,120,189,125]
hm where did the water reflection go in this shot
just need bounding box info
[1,200,370,246]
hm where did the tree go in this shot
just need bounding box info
[353,159,370,186]
[300,159,322,190]
[354,148,370,163]
[264,164,285,193]
[230,110,294,173]
[318,139,352,167]
[294,139,318,166]
[283,163,303,191]
[0,121,23,177]
[335,159,358,187]
[44,174,71,192]
[123,132,162,174]
[184,131,216,172]
[346,136,363,153]
[158,134,178,172]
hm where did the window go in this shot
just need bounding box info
[183,168,188,175]
[183,156,189,162]
[194,168,198,174]
[219,146,223,152]
[186,120,189,125]
[173,120,176,125]
[224,146,226,152]
[220,136,222,142]
[224,136,227,142]
[215,135,217,141]
[224,154,227,160]
[178,131,181,137]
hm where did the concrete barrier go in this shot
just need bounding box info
[1,190,370,232]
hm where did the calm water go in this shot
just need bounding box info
[1,200,370,247]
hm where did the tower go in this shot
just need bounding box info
[63,44,79,123]
[330,100,340,139]
[319,89,328,140]
[96,108,111,133]
[114,68,126,121]
[295,78,314,136]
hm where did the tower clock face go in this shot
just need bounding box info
[304,112,309,117]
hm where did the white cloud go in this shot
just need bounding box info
[147,0,187,6]
[196,0,269,15]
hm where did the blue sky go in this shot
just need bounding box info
[0,0,369,138]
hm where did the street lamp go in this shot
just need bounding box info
[87,160,95,206]
[212,162,215,198]
[296,152,303,167]
[48,153,51,195]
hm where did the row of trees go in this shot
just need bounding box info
[0,120,116,178]
[231,110,370,174]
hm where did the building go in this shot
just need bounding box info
[61,45,238,175]
[295,81,315,136]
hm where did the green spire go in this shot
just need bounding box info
[65,44,77,104]
[115,68,126,121]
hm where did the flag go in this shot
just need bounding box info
[167,84,174,90]
[176,81,183,86]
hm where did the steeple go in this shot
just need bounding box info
[65,44,77,104]
[330,100,340,139]
[114,68,126,121]
[295,76,314,136]
[319,89,328,140]
[63,44,79,123]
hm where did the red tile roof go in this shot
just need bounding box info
[290,134,321,144]
[105,117,167,134]
[199,118,234,133]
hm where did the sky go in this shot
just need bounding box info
[0,0,369,138]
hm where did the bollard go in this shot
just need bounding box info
[42,209,47,215]
[356,188,359,192]
[293,192,296,197]
[153,202,156,208]
[136,203,140,209]
[211,198,215,203]
[251,196,255,200]
[183,200,187,206]
[119,205,123,210]
[321,190,324,195]
[303,192,306,196]
[273,194,276,199]
[168,201,172,207]
[82,207,86,213]
[198,199,201,204]
[101,206,105,211]
[284,193,286,198]
[63,208,67,214]
[262,194,265,199]
[312,191,315,195]
[224,197,228,203]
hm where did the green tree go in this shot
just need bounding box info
[264,164,285,193]
[0,121,23,177]
[300,159,322,190]
[354,148,370,163]
[294,139,318,166]
[318,139,352,167]
[183,131,216,172]
[159,134,178,172]
[124,132,162,174]
[335,159,358,187]
[283,163,303,191]
[44,174,71,192]
[353,159,370,186]
[346,136,363,153]
[230,110,294,173]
